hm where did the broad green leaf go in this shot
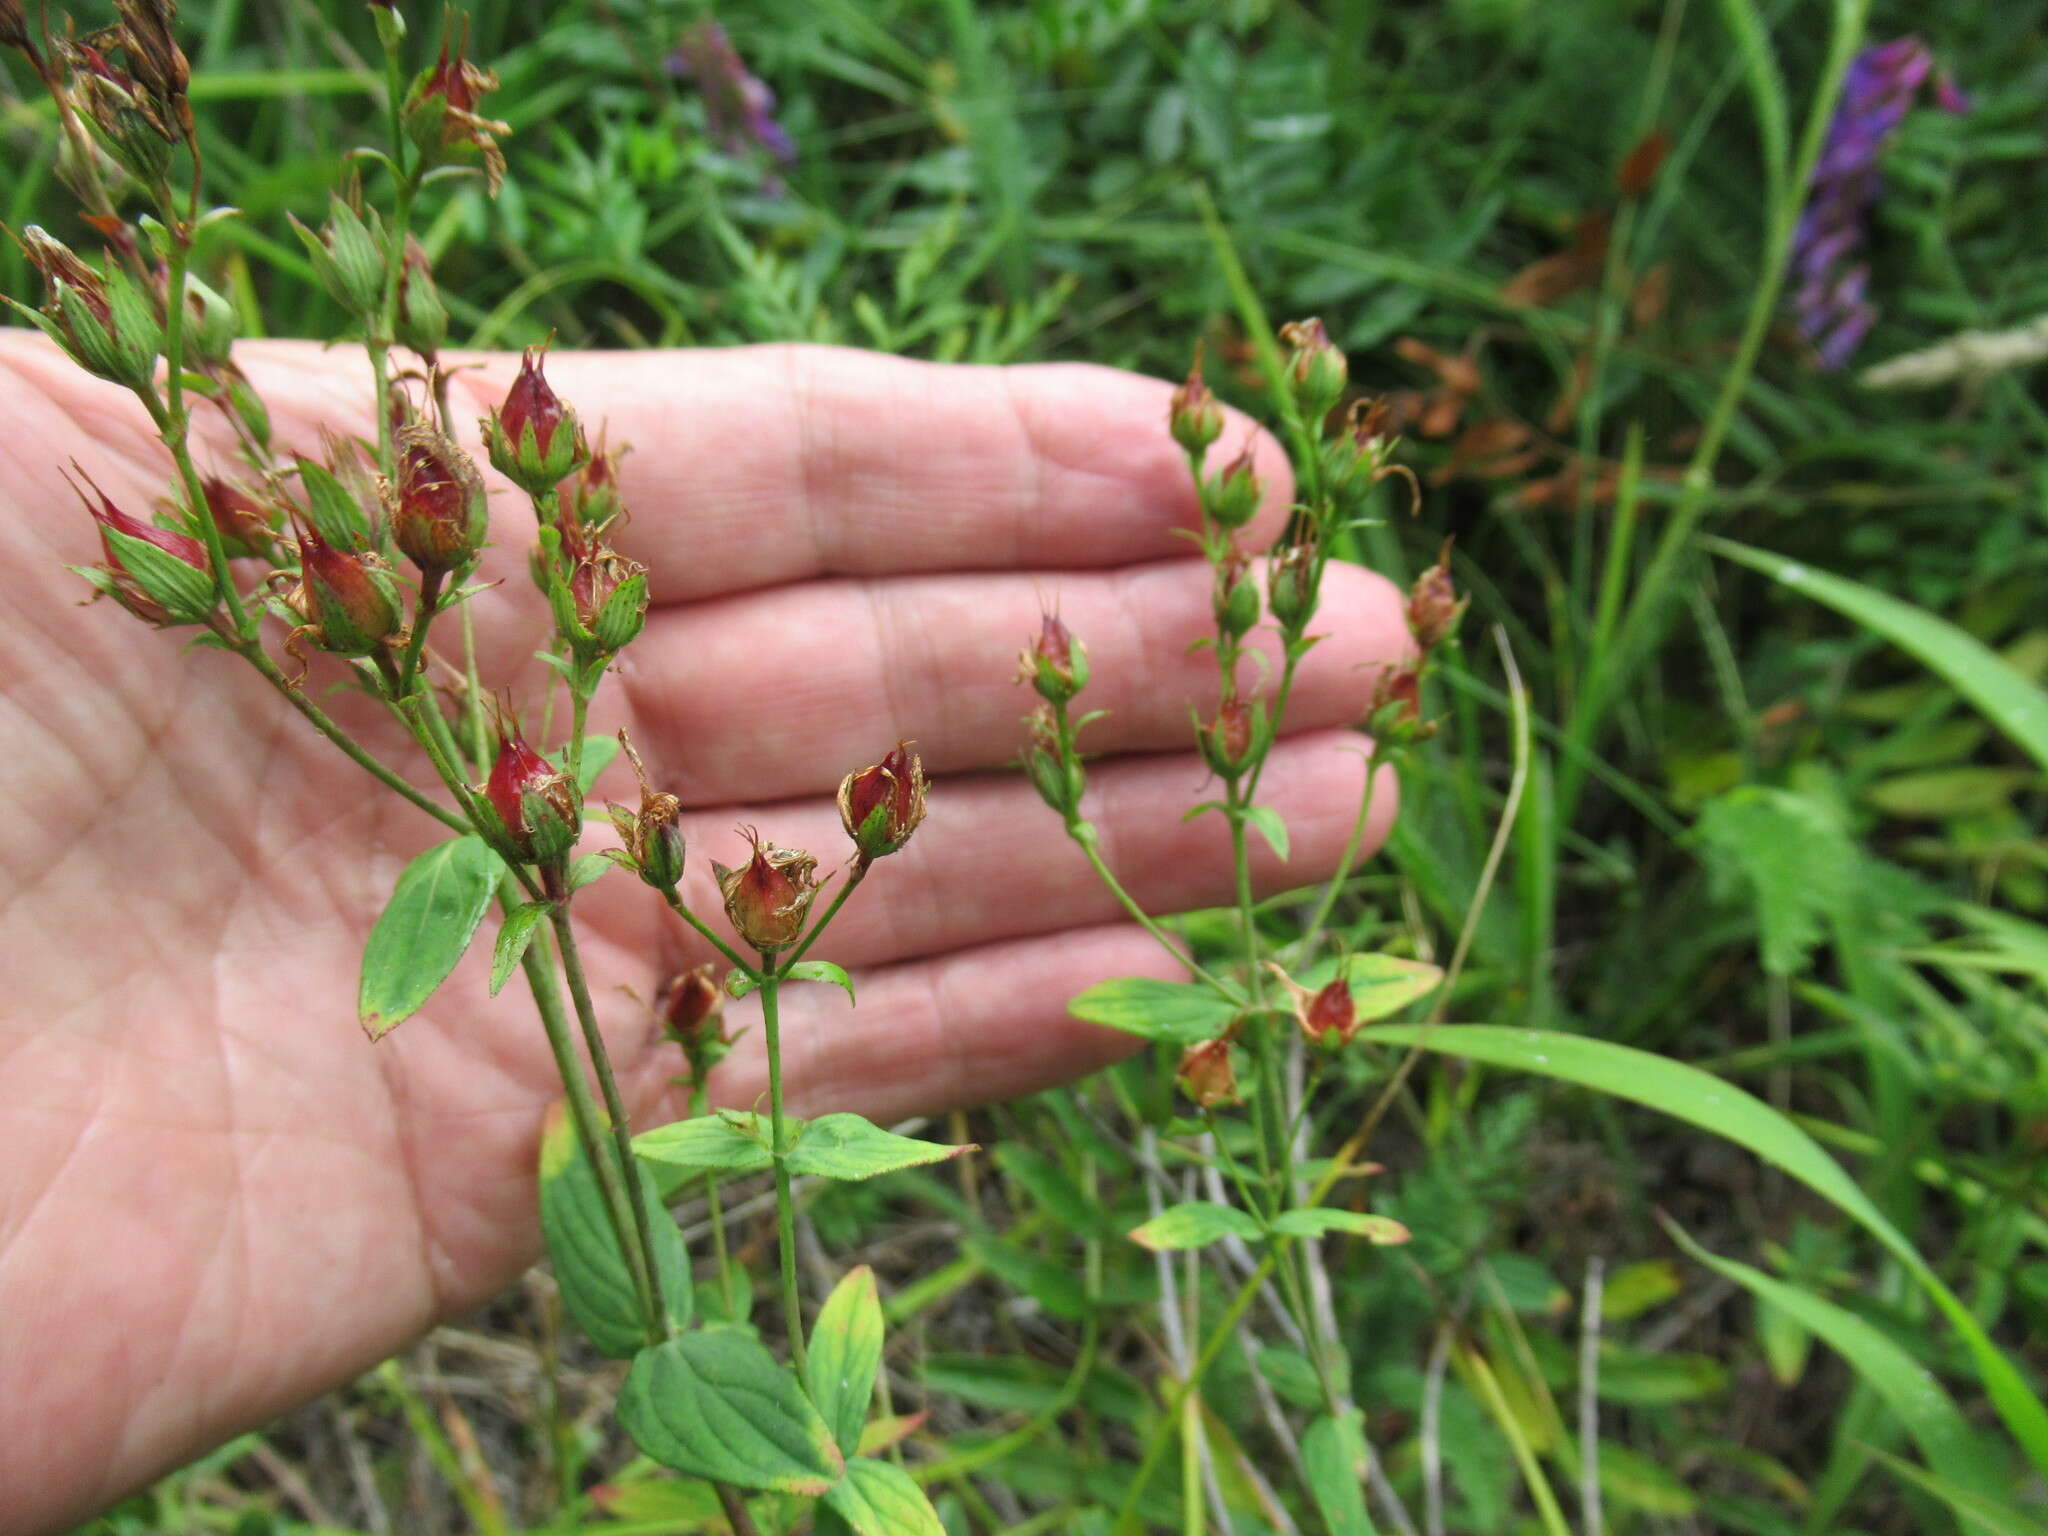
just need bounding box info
[565,851,612,892]
[1302,1410,1377,1535]
[856,1412,927,1457]
[809,1266,883,1457]
[634,1111,777,1178]
[1590,1344,1725,1405]
[1067,976,1241,1044]
[1869,1447,2047,1536]
[621,1330,842,1494]
[537,1105,691,1359]
[1707,537,2048,774]
[787,1113,973,1181]
[1127,1201,1261,1251]
[1665,1219,2003,1498]
[1594,1443,1696,1516]
[489,899,555,996]
[1864,767,2034,819]
[1365,1023,2048,1476]
[1299,952,1445,1023]
[358,835,501,1039]
[787,960,856,1003]
[822,1458,945,1536]
[1246,804,1290,861]
[1269,1208,1409,1244]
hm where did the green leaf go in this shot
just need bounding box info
[823,1458,945,1536]
[1246,803,1290,861]
[537,1106,691,1359]
[358,836,501,1039]
[1127,1201,1262,1251]
[808,1266,883,1457]
[1302,1410,1377,1535]
[489,900,555,996]
[1599,1260,1681,1322]
[1363,1023,2048,1477]
[1869,1447,2047,1536]
[1269,1208,1409,1244]
[1067,976,1241,1044]
[1594,1443,1696,1517]
[565,851,613,892]
[1663,1218,2003,1499]
[1299,953,1445,1023]
[1864,767,2034,819]
[634,1112,778,1178]
[964,1233,1092,1321]
[1707,537,2048,775]
[787,960,856,1003]
[620,1330,843,1494]
[727,967,758,999]
[787,1114,973,1181]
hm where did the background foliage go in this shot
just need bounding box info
[10,0,2048,1531]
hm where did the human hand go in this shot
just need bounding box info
[0,335,1405,1533]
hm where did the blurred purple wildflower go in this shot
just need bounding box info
[667,19,796,181]
[1789,37,1967,371]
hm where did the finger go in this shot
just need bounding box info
[442,344,1297,597]
[635,922,1175,1127]
[619,558,1408,804]
[578,727,1397,978]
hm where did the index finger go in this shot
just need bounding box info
[456,344,1296,601]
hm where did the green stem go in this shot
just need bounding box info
[516,888,661,1341]
[663,890,755,977]
[782,863,867,968]
[397,566,444,697]
[1295,744,1390,953]
[369,168,420,477]
[139,375,252,640]
[568,685,591,792]
[545,870,671,1342]
[757,968,809,1380]
[1226,802,1280,1192]
[228,633,468,833]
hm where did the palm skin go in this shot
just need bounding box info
[0,333,1407,1534]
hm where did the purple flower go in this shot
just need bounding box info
[667,20,796,181]
[1788,38,1966,371]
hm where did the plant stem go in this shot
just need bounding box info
[714,1484,763,1536]
[227,632,469,832]
[515,891,661,1339]
[1067,817,1242,1004]
[662,890,754,976]
[691,1081,739,1317]
[782,862,867,967]
[397,567,444,696]
[544,867,671,1341]
[757,966,809,1380]
[1294,744,1389,956]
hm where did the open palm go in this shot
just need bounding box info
[0,334,1406,1533]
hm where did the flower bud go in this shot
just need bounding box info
[1177,1039,1239,1109]
[1405,540,1466,652]
[1198,695,1256,777]
[1267,525,1318,636]
[607,734,686,893]
[402,29,510,192]
[712,828,822,954]
[563,433,628,535]
[838,741,929,862]
[392,423,489,574]
[1366,662,1429,740]
[662,963,731,1080]
[66,39,179,184]
[15,227,158,388]
[1279,317,1347,420]
[201,476,274,557]
[1017,611,1087,704]
[288,195,387,318]
[484,721,582,865]
[394,236,449,357]
[179,273,238,371]
[1214,547,1260,640]
[73,475,214,625]
[485,347,590,496]
[111,1,191,132]
[295,526,402,656]
[1201,446,1262,530]
[1268,964,1361,1049]
[548,522,648,659]
[1021,703,1082,818]
[1169,358,1224,457]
